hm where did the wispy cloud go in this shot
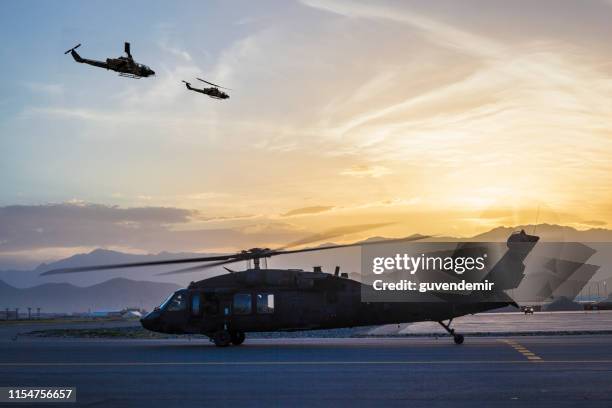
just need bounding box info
[22,82,64,95]
[301,0,504,58]
[281,206,335,217]
[0,203,304,255]
[340,164,392,178]
[158,40,192,62]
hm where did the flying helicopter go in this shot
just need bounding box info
[64,42,155,78]
[42,230,539,347]
[182,78,230,99]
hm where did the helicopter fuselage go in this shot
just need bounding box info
[69,50,155,78]
[185,82,229,99]
[140,230,538,346]
[140,268,510,337]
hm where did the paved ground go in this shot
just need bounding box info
[1,335,612,407]
[0,320,138,340]
[370,310,612,335]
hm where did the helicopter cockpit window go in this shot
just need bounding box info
[166,291,187,312]
[191,293,201,316]
[159,293,174,310]
[233,293,252,315]
[257,293,275,314]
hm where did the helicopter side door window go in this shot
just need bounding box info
[233,293,252,315]
[256,293,275,314]
[166,292,187,312]
[204,293,219,315]
[191,293,201,316]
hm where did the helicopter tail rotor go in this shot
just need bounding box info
[64,43,81,55]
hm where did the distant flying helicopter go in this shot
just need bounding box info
[182,78,230,99]
[64,42,155,79]
[42,231,539,347]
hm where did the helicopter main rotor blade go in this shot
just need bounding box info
[270,234,430,257]
[278,222,395,250]
[196,77,232,90]
[40,221,428,276]
[40,254,236,276]
[156,259,241,276]
[156,234,430,274]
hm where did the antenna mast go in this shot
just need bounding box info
[533,205,540,234]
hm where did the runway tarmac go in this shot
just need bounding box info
[370,310,612,336]
[1,335,612,407]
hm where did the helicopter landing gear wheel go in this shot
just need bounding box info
[212,330,232,347]
[438,319,464,345]
[230,331,245,346]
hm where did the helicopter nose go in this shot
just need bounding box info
[140,311,160,331]
[140,316,156,331]
[140,316,152,330]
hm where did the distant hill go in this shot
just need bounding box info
[33,249,218,274]
[0,250,219,288]
[0,278,181,313]
[470,224,612,242]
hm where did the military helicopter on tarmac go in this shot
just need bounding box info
[64,42,155,78]
[182,78,230,99]
[42,230,539,347]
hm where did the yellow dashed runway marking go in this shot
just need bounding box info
[500,339,544,362]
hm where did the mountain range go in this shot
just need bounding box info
[1,224,611,312]
[0,278,180,313]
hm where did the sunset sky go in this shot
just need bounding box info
[2,0,612,265]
